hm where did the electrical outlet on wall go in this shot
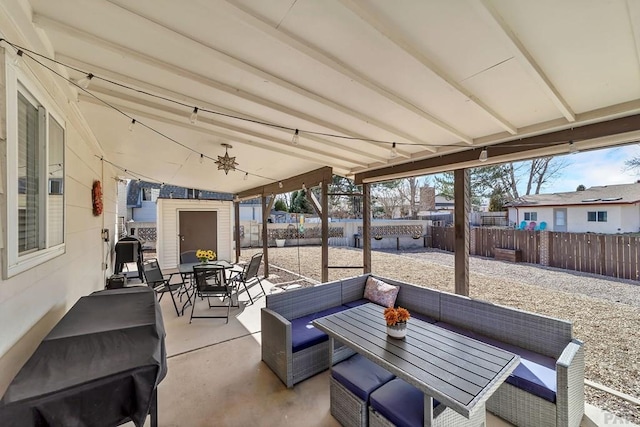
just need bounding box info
[101,229,109,242]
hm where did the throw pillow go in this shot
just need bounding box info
[364,277,399,308]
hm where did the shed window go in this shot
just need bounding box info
[523,212,537,221]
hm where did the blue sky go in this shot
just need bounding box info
[422,144,640,196]
[543,144,640,193]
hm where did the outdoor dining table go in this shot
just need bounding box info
[312,303,520,423]
[0,286,166,427]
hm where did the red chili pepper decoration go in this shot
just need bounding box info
[92,180,103,216]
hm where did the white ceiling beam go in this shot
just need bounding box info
[104,1,424,156]
[221,0,472,144]
[472,0,576,123]
[80,87,362,170]
[32,14,413,159]
[58,54,389,164]
[339,0,517,135]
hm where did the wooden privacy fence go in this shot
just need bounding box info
[428,226,640,281]
[430,226,455,252]
[474,228,540,264]
[549,232,639,280]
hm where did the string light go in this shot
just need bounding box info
[190,107,198,124]
[479,148,488,162]
[278,181,283,188]
[77,73,94,89]
[390,142,398,158]
[199,153,204,164]
[569,141,578,154]
[128,118,136,132]
[291,129,299,145]
[13,49,23,66]
[243,172,248,181]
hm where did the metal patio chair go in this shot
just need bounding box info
[229,253,265,305]
[142,259,182,316]
[190,265,233,323]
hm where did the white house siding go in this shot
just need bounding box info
[509,205,637,233]
[0,19,117,396]
[620,203,640,233]
[133,200,158,222]
[157,199,233,269]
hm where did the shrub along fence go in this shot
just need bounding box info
[428,226,640,281]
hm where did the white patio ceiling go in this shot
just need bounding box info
[18,0,640,193]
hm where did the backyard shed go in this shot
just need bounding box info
[156,199,234,269]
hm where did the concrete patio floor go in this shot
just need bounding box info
[126,273,635,427]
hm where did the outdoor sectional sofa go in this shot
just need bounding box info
[261,273,585,427]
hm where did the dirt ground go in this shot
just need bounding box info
[242,246,640,424]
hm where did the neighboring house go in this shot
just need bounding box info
[506,182,640,233]
[125,180,233,222]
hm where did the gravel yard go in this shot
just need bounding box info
[244,246,640,424]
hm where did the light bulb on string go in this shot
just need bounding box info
[278,181,283,189]
[569,141,578,154]
[390,142,398,159]
[199,154,204,164]
[479,149,488,162]
[13,50,23,66]
[77,73,94,89]
[243,172,248,181]
[291,129,299,145]
[190,107,198,124]
[128,119,136,132]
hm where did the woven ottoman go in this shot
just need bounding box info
[369,378,486,427]
[330,354,394,427]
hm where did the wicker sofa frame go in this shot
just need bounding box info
[261,273,584,427]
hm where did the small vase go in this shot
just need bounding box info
[387,322,407,339]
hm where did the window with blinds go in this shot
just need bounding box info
[15,86,65,255]
[17,93,42,254]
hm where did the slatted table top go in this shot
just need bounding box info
[313,303,520,418]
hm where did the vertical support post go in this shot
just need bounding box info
[321,179,329,283]
[362,183,371,274]
[454,169,470,296]
[423,395,434,426]
[234,201,240,263]
[261,194,269,278]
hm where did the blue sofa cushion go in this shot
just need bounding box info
[332,354,394,401]
[291,306,349,353]
[343,298,369,308]
[370,379,439,427]
[435,321,557,403]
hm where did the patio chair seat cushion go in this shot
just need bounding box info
[291,306,350,353]
[370,378,440,427]
[435,321,557,403]
[331,354,395,401]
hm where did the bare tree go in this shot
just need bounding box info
[371,181,402,218]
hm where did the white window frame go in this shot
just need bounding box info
[5,58,66,278]
[587,211,608,222]
[524,211,537,221]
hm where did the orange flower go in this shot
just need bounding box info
[396,307,411,322]
[384,307,410,326]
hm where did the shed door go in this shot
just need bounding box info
[553,208,567,232]
[179,211,217,255]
